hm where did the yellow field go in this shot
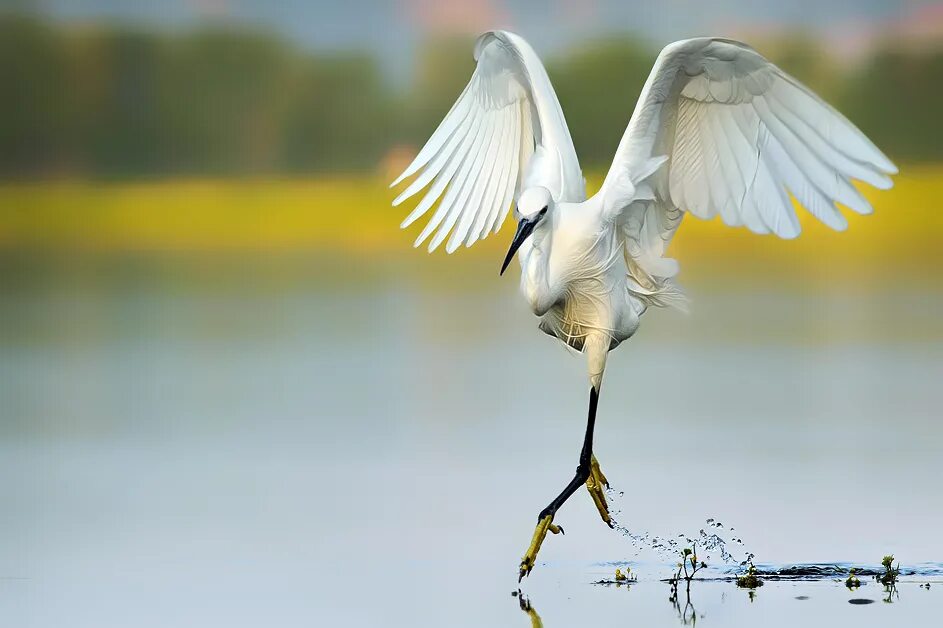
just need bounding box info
[0,167,940,285]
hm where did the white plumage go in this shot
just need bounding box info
[390,31,896,579]
[392,31,586,253]
[392,33,895,368]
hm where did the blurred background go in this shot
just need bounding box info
[2,1,942,627]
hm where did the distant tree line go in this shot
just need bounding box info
[1,13,941,178]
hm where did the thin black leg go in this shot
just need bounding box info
[536,386,599,522]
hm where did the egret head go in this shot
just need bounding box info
[500,187,552,276]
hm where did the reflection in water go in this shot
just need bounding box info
[667,581,703,626]
[883,583,900,604]
[514,591,543,628]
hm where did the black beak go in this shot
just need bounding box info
[500,217,538,276]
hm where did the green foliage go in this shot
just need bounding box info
[547,38,652,168]
[2,14,942,179]
[839,48,943,162]
[279,54,392,172]
[0,14,390,177]
[0,14,73,175]
[399,37,476,146]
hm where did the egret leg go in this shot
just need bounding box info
[519,385,603,581]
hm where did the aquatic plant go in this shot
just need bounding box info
[736,561,764,589]
[667,542,708,618]
[873,555,901,604]
[666,549,703,626]
[878,555,900,586]
[670,545,707,584]
[591,565,637,586]
[845,567,861,588]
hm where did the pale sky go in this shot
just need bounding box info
[22,0,941,78]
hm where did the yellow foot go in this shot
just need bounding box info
[586,455,613,528]
[519,514,563,581]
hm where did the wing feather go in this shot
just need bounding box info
[482,103,521,238]
[413,108,487,246]
[391,79,476,188]
[391,31,582,252]
[493,101,523,234]
[395,84,478,215]
[446,111,504,251]
[426,111,493,251]
[466,107,510,245]
[597,37,895,285]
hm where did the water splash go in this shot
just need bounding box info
[608,493,752,568]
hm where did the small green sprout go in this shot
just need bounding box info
[669,544,707,591]
[599,566,635,587]
[736,561,764,589]
[845,567,861,588]
[878,555,900,586]
[677,545,706,581]
[667,548,702,626]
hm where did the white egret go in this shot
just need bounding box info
[390,32,896,580]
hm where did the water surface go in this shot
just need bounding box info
[2,260,941,626]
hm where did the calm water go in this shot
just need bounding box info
[1,260,941,626]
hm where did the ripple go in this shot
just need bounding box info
[590,561,943,583]
[728,562,943,581]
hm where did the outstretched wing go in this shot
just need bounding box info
[597,37,896,281]
[391,30,585,253]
